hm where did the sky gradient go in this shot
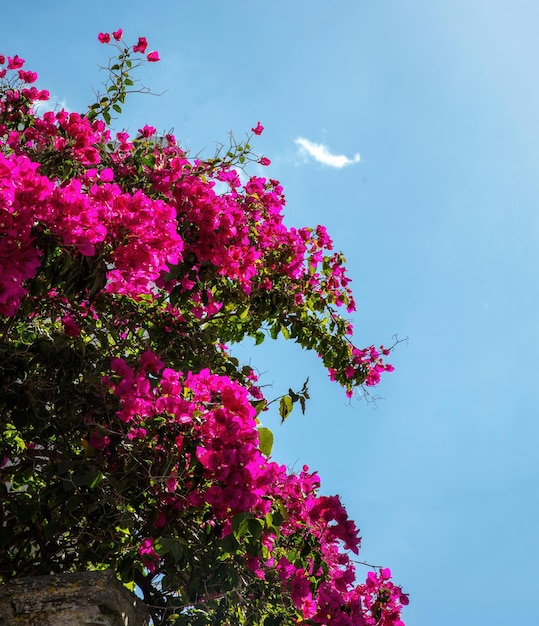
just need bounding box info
[3,2,539,624]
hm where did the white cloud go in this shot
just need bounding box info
[295,137,360,168]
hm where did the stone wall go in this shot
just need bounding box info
[0,571,150,626]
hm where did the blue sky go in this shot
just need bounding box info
[4,2,539,623]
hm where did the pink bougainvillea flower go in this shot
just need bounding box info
[87,430,110,451]
[18,70,38,84]
[97,32,111,44]
[62,316,81,338]
[147,51,160,63]
[139,537,159,573]
[0,55,5,65]
[19,86,48,102]
[133,37,148,54]
[259,156,271,166]
[138,124,156,138]
[99,168,114,182]
[7,55,24,70]
[112,28,123,41]
[139,349,164,374]
[252,121,264,135]
[115,131,132,151]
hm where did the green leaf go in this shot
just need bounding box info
[154,537,184,562]
[232,511,251,534]
[288,388,299,402]
[247,517,263,541]
[220,533,239,555]
[118,555,135,583]
[253,400,267,416]
[87,471,104,489]
[257,427,274,456]
[142,155,156,168]
[279,395,293,423]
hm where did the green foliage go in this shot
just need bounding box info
[0,34,402,626]
[257,427,274,456]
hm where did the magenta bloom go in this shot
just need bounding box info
[112,28,123,41]
[139,537,159,573]
[252,121,264,135]
[97,32,110,44]
[146,51,160,63]
[99,168,114,182]
[18,70,37,84]
[7,55,24,70]
[133,37,148,54]
[62,317,81,338]
[259,156,271,166]
[138,124,156,138]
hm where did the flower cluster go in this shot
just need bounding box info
[98,30,160,63]
[0,153,49,315]
[0,32,404,626]
[104,356,274,517]
[0,61,390,388]
[100,353,407,624]
[0,148,184,309]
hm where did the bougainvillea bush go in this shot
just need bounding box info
[0,32,407,625]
